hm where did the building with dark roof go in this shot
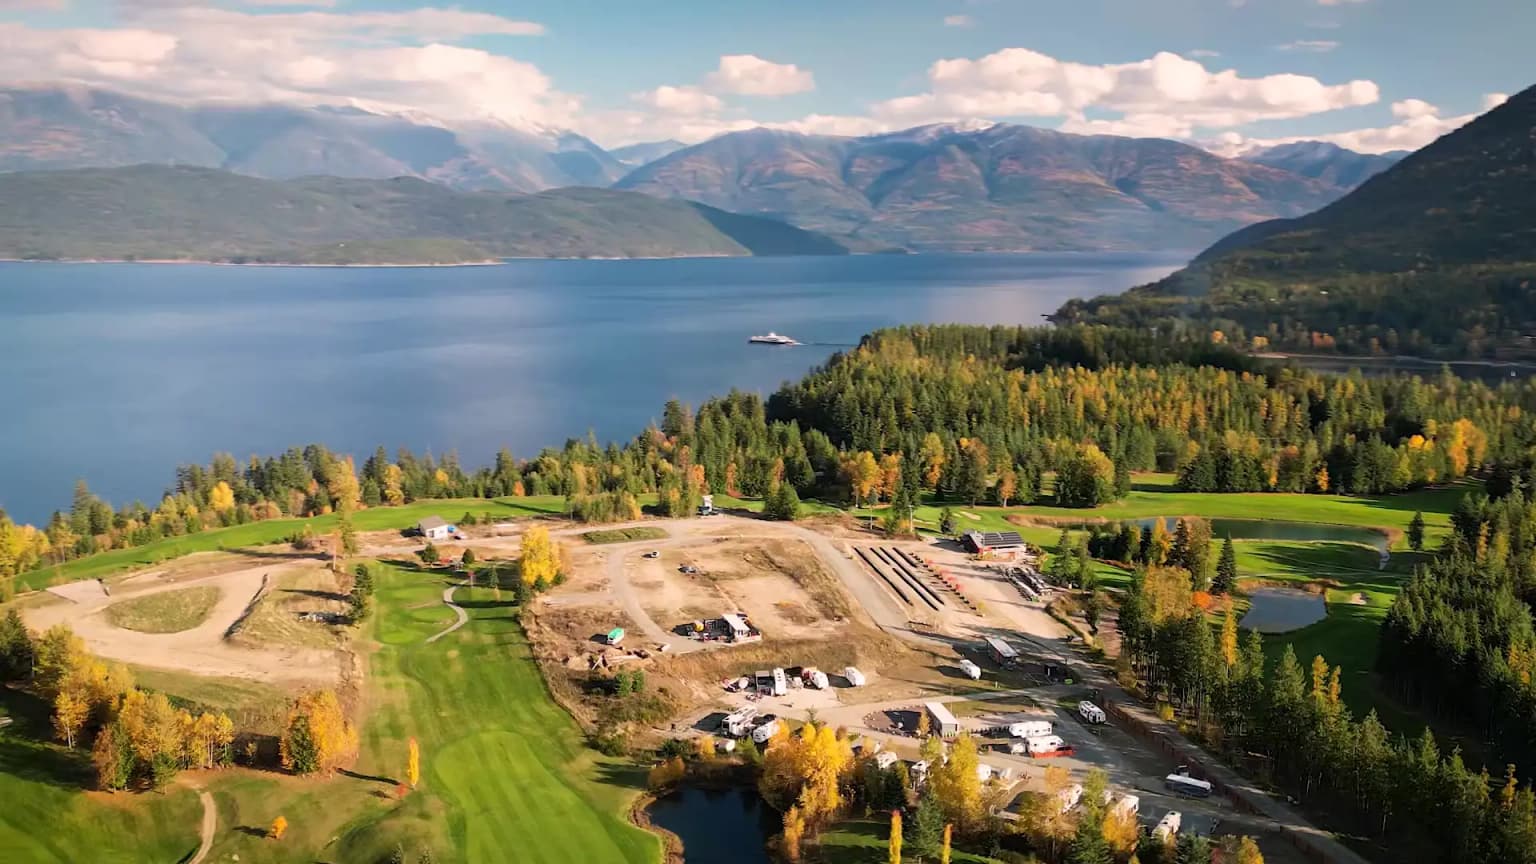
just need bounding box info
[961,530,1026,553]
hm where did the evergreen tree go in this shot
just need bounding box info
[1407,511,1426,551]
[938,507,956,536]
[911,787,945,859]
[1213,537,1238,595]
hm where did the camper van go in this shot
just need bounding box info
[1107,794,1140,817]
[751,718,780,744]
[1008,720,1053,739]
[1164,773,1214,798]
[1024,735,1070,756]
[721,706,759,737]
[804,668,830,690]
[959,659,982,680]
[843,666,867,687]
[1077,700,1107,724]
[1153,811,1182,841]
[771,668,789,697]
[1056,783,1084,814]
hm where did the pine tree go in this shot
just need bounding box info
[911,787,945,858]
[1407,511,1425,551]
[1213,537,1238,595]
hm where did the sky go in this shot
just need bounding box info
[0,0,1529,153]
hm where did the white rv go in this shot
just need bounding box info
[1024,734,1067,755]
[843,666,867,687]
[751,718,781,744]
[771,667,788,697]
[874,751,900,770]
[1056,783,1084,814]
[1077,700,1107,724]
[1153,811,1182,841]
[1008,720,1053,739]
[1164,773,1214,798]
[959,659,982,680]
[1109,794,1140,817]
[721,706,759,737]
[805,668,830,690]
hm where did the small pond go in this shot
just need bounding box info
[1240,587,1328,633]
[647,786,778,864]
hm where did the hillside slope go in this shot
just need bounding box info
[1055,83,1536,359]
[0,165,846,263]
[1239,141,1404,190]
[614,123,1349,252]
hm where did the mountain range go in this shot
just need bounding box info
[0,84,1406,256]
[0,165,846,263]
[1055,81,1536,359]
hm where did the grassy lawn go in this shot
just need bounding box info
[814,818,1002,863]
[581,526,669,544]
[199,561,662,864]
[229,566,350,650]
[20,497,569,590]
[102,585,221,633]
[0,687,203,863]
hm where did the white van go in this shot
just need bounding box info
[959,659,982,680]
[1008,720,1053,739]
[1077,700,1107,724]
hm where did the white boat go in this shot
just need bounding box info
[749,332,799,345]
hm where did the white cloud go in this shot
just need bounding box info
[867,48,1377,139]
[1316,0,1369,6]
[0,7,568,129]
[1484,92,1510,110]
[1276,40,1339,53]
[1210,91,1509,156]
[943,14,974,28]
[631,84,722,115]
[704,54,814,96]
[1186,49,1221,59]
[0,0,68,9]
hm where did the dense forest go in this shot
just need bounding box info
[6,324,1536,582]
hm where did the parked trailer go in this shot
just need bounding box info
[1078,700,1107,724]
[771,668,788,697]
[1008,720,1053,739]
[843,666,867,687]
[985,636,1020,666]
[1164,773,1214,798]
[1024,735,1074,757]
[805,669,830,690]
[721,706,759,737]
[959,659,982,680]
[1110,794,1140,817]
[1153,811,1182,841]
[751,718,780,744]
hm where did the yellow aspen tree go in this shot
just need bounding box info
[518,525,561,588]
[53,691,88,749]
[407,737,420,789]
[888,809,902,864]
[782,806,806,863]
[208,481,236,513]
[940,823,952,864]
[1221,609,1240,669]
[270,815,288,840]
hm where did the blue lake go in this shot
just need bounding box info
[0,253,1181,521]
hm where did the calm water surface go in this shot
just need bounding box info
[0,253,1181,521]
[646,786,777,864]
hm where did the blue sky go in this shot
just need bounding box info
[1,0,1529,152]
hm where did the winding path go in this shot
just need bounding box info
[426,583,469,644]
[187,788,216,864]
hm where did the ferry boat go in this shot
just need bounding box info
[748,332,799,345]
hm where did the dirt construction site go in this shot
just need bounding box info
[16,510,1327,862]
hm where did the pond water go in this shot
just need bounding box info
[646,786,778,864]
[1118,517,1389,553]
[1240,587,1328,633]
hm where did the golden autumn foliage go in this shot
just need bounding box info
[281,689,357,775]
[518,525,561,588]
[208,481,236,513]
[759,722,854,828]
[407,737,420,789]
[52,691,88,749]
[888,809,902,864]
[647,756,686,789]
[270,815,288,840]
[782,806,807,862]
[930,733,983,831]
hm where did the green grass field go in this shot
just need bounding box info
[102,585,221,633]
[199,561,661,864]
[20,497,568,590]
[813,818,1001,863]
[581,526,669,544]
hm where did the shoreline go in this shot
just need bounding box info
[0,257,504,269]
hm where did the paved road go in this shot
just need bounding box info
[425,583,469,644]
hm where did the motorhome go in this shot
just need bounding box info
[1164,773,1215,798]
[1153,811,1182,841]
[1078,700,1107,724]
[959,659,982,680]
[751,718,780,744]
[1109,794,1140,817]
[804,668,830,690]
[771,667,788,697]
[721,706,759,737]
[1024,735,1070,756]
[843,666,867,687]
[1008,720,1053,739]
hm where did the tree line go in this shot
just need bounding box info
[7,324,1536,584]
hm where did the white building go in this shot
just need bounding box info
[418,516,453,540]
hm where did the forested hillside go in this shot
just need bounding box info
[1056,82,1536,360]
[0,165,846,263]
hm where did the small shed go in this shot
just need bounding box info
[961,531,1026,553]
[418,516,453,540]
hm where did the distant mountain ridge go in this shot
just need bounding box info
[0,165,847,264]
[613,124,1360,252]
[0,85,627,193]
[1238,141,1405,190]
[1054,81,1536,359]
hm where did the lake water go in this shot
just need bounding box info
[0,253,1181,522]
[646,786,778,864]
